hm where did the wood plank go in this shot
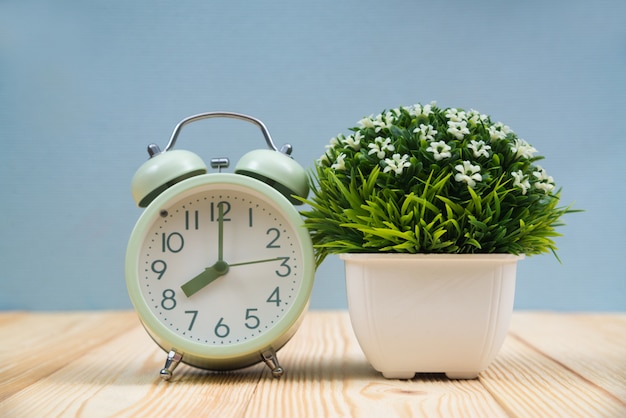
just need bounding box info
[0,311,136,402]
[245,311,509,417]
[479,332,626,417]
[509,311,626,402]
[1,321,266,417]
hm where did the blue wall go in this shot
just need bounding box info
[1,0,624,311]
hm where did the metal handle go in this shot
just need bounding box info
[163,112,291,154]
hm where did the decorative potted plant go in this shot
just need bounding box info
[299,102,575,379]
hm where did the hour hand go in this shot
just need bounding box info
[181,261,229,297]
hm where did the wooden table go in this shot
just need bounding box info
[1,311,625,417]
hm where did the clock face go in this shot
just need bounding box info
[127,175,312,358]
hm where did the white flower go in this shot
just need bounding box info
[445,108,467,122]
[533,166,554,182]
[413,123,438,141]
[368,136,395,159]
[468,140,491,158]
[318,153,330,165]
[534,182,555,193]
[511,138,538,159]
[447,120,470,140]
[331,153,347,171]
[372,113,393,133]
[389,108,402,117]
[326,134,342,150]
[511,170,530,195]
[488,122,512,141]
[454,161,482,188]
[358,115,375,129]
[467,109,488,126]
[409,103,434,118]
[532,166,555,193]
[426,140,452,161]
[344,132,362,150]
[383,153,411,175]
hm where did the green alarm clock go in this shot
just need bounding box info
[125,112,315,380]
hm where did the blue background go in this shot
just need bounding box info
[1,0,624,311]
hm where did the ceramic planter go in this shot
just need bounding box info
[341,253,524,380]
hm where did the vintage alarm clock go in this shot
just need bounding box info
[125,112,315,380]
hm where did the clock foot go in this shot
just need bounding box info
[159,349,183,381]
[261,348,284,378]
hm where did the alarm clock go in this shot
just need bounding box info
[125,112,315,380]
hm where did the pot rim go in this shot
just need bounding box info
[339,253,525,262]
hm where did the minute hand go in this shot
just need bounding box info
[229,257,282,268]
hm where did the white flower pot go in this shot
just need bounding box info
[341,253,523,379]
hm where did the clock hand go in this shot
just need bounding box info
[181,256,282,297]
[181,260,229,297]
[217,203,224,262]
[229,257,283,268]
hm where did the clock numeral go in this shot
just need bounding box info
[266,227,281,248]
[214,317,230,338]
[248,207,253,227]
[210,201,231,222]
[275,257,291,277]
[185,210,199,230]
[267,286,282,306]
[162,232,184,253]
[185,310,198,331]
[245,308,260,329]
[161,289,177,310]
[151,260,167,280]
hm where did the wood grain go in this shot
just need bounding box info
[2,321,265,417]
[0,311,135,402]
[480,334,625,417]
[510,311,626,403]
[1,311,625,418]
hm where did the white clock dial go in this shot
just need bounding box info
[136,182,304,347]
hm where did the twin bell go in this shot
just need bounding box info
[130,112,309,208]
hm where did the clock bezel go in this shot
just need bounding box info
[125,173,315,370]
